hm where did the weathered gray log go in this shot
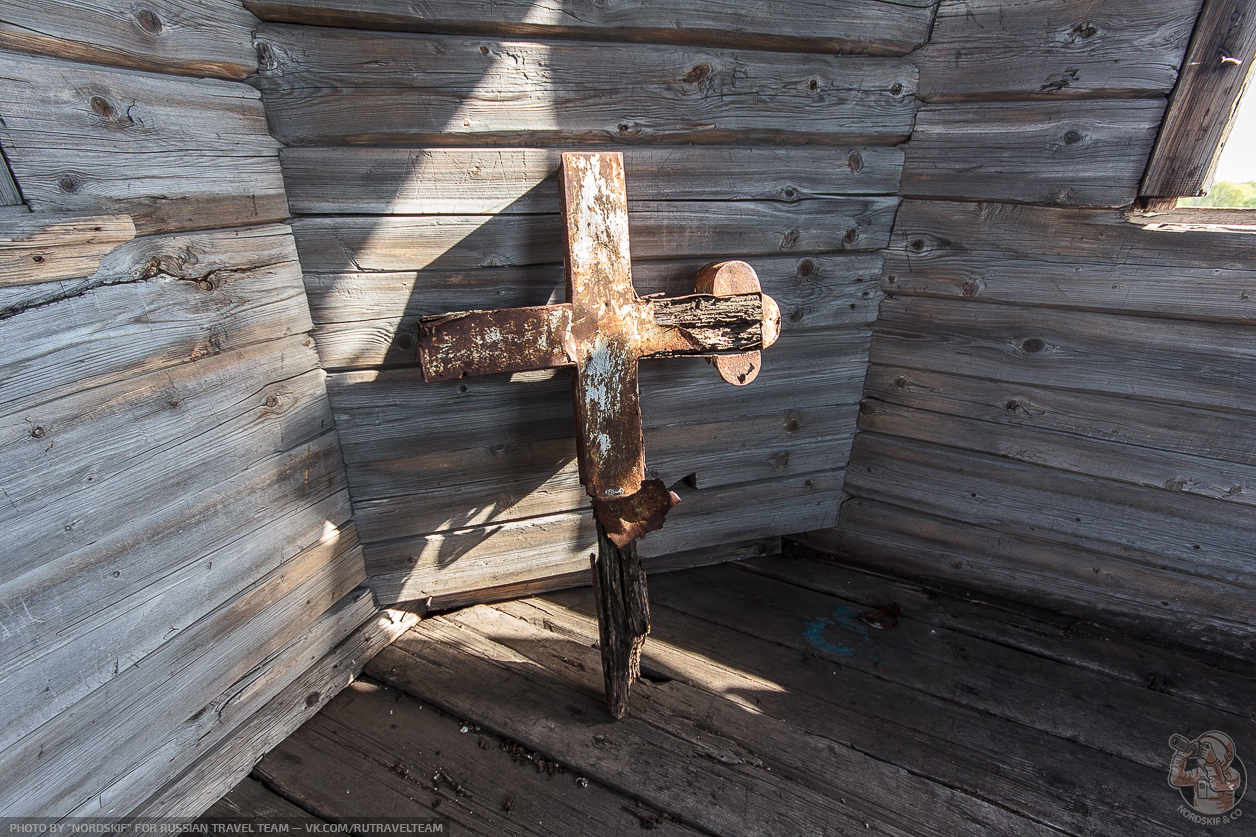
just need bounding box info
[245,0,937,56]
[280,146,904,215]
[902,100,1164,206]
[135,599,417,819]
[844,432,1256,591]
[826,496,1256,660]
[305,254,882,369]
[0,0,260,80]
[289,199,898,274]
[0,51,285,233]
[0,212,134,286]
[590,519,651,719]
[254,24,918,147]
[0,529,364,816]
[915,0,1198,101]
[1141,0,1256,198]
[351,405,858,542]
[883,199,1256,322]
[365,469,844,605]
[871,296,1256,415]
[0,225,311,416]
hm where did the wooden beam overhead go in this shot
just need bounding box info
[1141,0,1256,198]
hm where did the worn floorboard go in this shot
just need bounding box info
[215,554,1254,835]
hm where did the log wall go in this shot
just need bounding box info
[807,0,1256,659]
[246,0,935,605]
[0,1,387,818]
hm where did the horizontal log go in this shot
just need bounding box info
[351,403,859,543]
[0,225,311,416]
[305,254,883,369]
[329,326,871,463]
[915,0,1198,101]
[255,24,918,146]
[245,0,936,56]
[883,199,1256,322]
[902,100,1164,206]
[424,537,780,613]
[367,470,844,604]
[0,431,352,755]
[0,336,324,593]
[864,364,1256,471]
[843,432,1256,592]
[824,497,1256,659]
[280,146,904,215]
[871,296,1256,416]
[80,581,377,819]
[0,0,260,80]
[290,198,899,273]
[0,531,365,816]
[0,51,285,233]
[0,212,134,286]
[859,390,1256,510]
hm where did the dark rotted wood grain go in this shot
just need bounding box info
[245,0,938,56]
[901,100,1164,206]
[1141,0,1256,197]
[280,146,903,215]
[0,0,261,80]
[590,521,650,719]
[255,24,918,147]
[916,0,1200,101]
[882,200,1256,322]
[0,52,286,233]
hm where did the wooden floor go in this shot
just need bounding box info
[205,551,1256,836]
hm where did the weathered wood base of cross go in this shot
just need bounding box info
[590,519,651,719]
[418,151,779,719]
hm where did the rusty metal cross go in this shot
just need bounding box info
[417,152,780,716]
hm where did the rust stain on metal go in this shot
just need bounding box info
[416,151,782,545]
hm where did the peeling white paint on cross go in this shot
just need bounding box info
[417,152,780,717]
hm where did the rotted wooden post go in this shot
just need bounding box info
[417,152,781,718]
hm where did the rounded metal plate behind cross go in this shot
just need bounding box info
[694,260,781,385]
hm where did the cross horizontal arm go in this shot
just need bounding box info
[418,303,573,382]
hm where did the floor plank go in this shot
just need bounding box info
[209,555,1256,836]
[254,678,708,835]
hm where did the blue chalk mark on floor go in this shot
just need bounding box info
[803,605,870,658]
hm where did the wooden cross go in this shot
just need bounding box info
[418,152,780,717]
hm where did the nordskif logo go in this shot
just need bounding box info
[1168,731,1245,825]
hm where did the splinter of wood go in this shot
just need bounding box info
[417,152,780,717]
